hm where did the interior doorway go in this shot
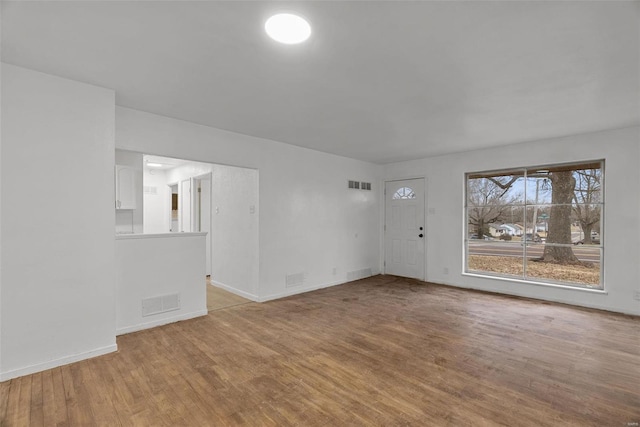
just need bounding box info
[180,179,192,232]
[193,173,212,276]
[169,183,179,232]
[141,153,259,300]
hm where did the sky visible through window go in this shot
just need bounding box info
[465,161,603,289]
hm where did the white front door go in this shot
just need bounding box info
[384,178,425,280]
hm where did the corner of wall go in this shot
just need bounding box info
[0,28,4,377]
[1,64,118,379]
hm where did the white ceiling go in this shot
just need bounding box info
[3,1,638,164]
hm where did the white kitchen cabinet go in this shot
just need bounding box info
[115,165,137,210]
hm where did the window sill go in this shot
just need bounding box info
[462,272,608,294]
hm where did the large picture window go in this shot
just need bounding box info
[465,161,603,289]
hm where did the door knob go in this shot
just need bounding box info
[419,234,424,238]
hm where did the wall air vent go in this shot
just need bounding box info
[285,272,305,288]
[143,186,158,195]
[349,180,371,190]
[142,293,181,317]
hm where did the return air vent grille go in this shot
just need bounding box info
[143,186,158,195]
[142,293,181,317]
[348,180,371,191]
[285,272,305,288]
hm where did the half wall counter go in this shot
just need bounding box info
[115,232,208,335]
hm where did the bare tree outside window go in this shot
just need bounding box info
[465,161,603,289]
[540,170,580,264]
[573,169,601,245]
[467,175,522,238]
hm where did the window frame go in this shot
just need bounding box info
[392,186,416,200]
[463,159,605,290]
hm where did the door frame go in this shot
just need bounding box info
[191,173,212,231]
[180,178,193,232]
[383,176,427,281]
[167,182,179,232]
[192,172,213,276]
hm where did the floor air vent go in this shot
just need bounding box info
[142,293,180,317]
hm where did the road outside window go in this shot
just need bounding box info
[465,160,603,289]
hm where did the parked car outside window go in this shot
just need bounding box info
[523,233,542,243]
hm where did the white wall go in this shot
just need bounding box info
[143,159,257,289]
[165,162,213,184]
[1,64,116,380]
[199,177,212,275]
[115,149,143,234]
[115,233,207,334]
[0,18,4,375]
[383,126,640,315]
[165,162,213,234]
[143,168,170,234]
[115,107,380,301]
[165,162,214,276]
[210,164,259,298]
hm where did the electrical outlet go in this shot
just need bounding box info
[332,267,337,275]
[634,291,640,301]
[443,267,449,275]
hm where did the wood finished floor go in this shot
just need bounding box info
[206,281,252,312]
[1,275,639,426]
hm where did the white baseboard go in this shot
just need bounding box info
[431,279,639,317]
[116,309,208,336]
[213,272,379,303]
[259,274,376,302]
[210,280,259,301]
[0,343,118,382]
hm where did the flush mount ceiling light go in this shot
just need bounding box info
[265,13,311,44]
